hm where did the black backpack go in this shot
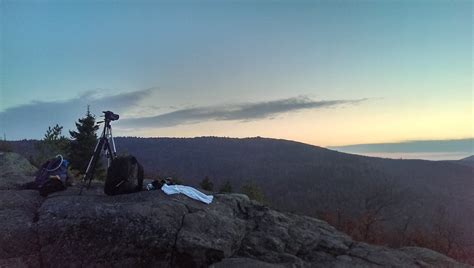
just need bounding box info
[34,155,68,196]
[104,155,144,196]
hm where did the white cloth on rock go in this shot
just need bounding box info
[161,184,214,204]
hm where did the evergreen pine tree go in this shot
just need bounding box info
[34,124,69,166]
[44,124,69,154]
[219,180,233,193]
[68,108,100,174]
[241,182,265,203]
[199,176,214,191]
[44,124,64,141]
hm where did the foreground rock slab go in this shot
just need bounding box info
[0,183,470,268]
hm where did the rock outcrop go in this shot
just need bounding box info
[0,152,36,190]
[0,152,470,267]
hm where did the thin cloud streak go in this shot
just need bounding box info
[121,97,367,128]
[0,88,153,140]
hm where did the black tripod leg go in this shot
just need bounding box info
[103,138,114,166]
[87,138,105,188]
[79,137,105,194]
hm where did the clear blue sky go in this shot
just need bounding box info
[1,0,472,159]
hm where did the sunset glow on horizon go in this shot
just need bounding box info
[1,0,472,159]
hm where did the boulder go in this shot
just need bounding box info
[0,152,37,190]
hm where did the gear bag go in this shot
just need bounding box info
[33,155,68,196]
[104,155,144,195]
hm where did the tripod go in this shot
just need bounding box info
[79,111,119,194]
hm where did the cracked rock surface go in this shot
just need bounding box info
[0,185,471,267]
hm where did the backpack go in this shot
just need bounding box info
[104,155,144,196]
[35,155,68,196]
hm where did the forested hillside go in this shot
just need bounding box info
[6,137,474,263]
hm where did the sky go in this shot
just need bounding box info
[0,0,472,160]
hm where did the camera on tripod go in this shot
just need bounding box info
[80,110,119,194]
[103,111,119,121]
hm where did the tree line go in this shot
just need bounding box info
[317,179,472,263]
[199,176,265,203]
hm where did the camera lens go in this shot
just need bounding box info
[103,111,119,121]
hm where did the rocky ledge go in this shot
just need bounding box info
[0,187,470,268]
[0,153,470,267]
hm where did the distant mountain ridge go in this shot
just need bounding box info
[447,155,474,168]
[460,155,474,162]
